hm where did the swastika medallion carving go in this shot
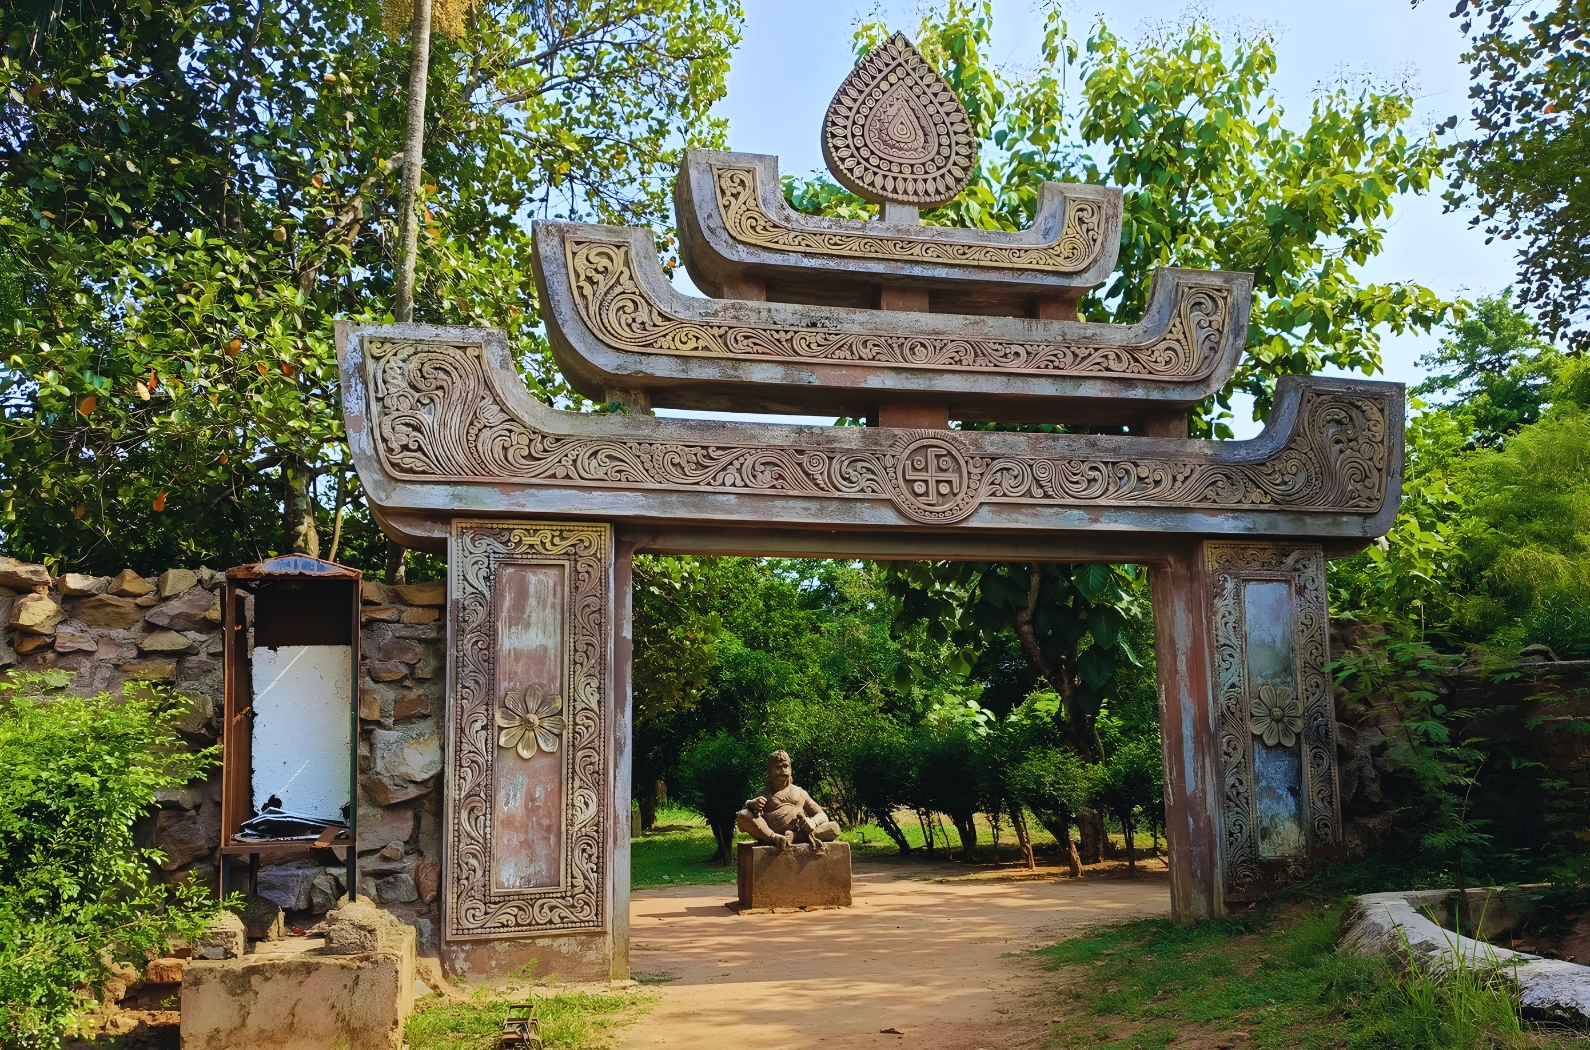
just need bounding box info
[886,433,984,524]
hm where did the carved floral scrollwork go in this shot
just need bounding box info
[564,237,1228,378]
[712,163,1110,273]
[363,338,1392,527]
[1205,542,1340,900]
[446,521,611,941]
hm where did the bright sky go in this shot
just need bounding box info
[663,1,1519,436]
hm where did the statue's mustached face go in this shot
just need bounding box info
[768,755,792,790]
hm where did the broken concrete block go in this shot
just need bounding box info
[59,572,107,596]
[74,593,144,629]
[144,957,186,985]
[180,938,414,1050]
[10,594,65,635]
[156,568,198,597]
[107,569,155,597]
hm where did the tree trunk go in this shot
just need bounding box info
[636,781,657,832]
[1012,564,1102,763]
[1066,833,1083,877]
[876,809,912,853]
[708,814,735,865]
[393,0,432,323]
[952,813,978,862]
[1078,808,1105,865]
[1123,811,1137,877]
[385,540,408,585]
[1012,806,1035,871]
[282,458,319,556]
[917,809,935,856]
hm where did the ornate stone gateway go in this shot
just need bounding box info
[338,35,1403,980]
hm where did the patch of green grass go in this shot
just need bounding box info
[406,990,651,1050]
[1038,903,1580,1050]
[632,807,735,889]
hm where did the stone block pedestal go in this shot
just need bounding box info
[731,841,852,913]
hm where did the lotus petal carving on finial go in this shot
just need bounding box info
[822,31,976,207]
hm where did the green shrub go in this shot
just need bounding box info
[675,732,766,865]
[0,671,223,1046]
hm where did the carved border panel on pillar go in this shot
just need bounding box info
[1204,541,1340,902]
[443,520,618,980]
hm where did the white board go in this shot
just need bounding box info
[251,644,353,821]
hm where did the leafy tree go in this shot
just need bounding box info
[799,2,1457,428]
[1444,0,1590,350]
[1414,288,1561,448]
[0,672,223,1047]
[675,731,764,865]
[1085,737,1164,876]
[0,0,740,573]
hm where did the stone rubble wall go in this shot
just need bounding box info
[0,556,446,957]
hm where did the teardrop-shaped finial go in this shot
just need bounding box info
[821,32,977,209]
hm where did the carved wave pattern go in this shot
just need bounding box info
[446,521,610,940]
[712,164,1109,274]
[1207,542,1340,901]
[365,339,1391,526]
[566,238,1226,378]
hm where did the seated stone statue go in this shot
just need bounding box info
[736,750,841,854]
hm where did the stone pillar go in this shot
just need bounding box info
[1150,540,1342,924]
[441,520,624,980]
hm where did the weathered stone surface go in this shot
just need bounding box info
[53,625,98,653]
[0,557,50,591]
[375,873,418,903]
[14,632,53,654]
[378,638,423,664]
[121,658,177,682]
[256,861,322,912]
[197,565,221,588]
[59,572,107,596]
[154,784,205,810]
[193,911,245,960]
[734,841,852,912]
[357,803,416,852]
[361,773,432,807]
[156,568,198,597]
[370,722,441,783]
[10,594,65,635]
[139,628,194,653]
[135,594,159,607]
[415,860,440,904]
[310,871,341,913]
[181,943,414,1050]
[361,580,390,605]
[107,569,154,597]
[362,604,400,623]
[399,606,438,625]
[393,692,430,721]
[0,634,17,667]
[75,593,144,628]
[153,807,215,870]
[391,581,444,606]
[243,894,285,940]
[359,689,382,720]
[368,660,408,682]
[96,634,139,662]
[144,586,218,631]
[144,957,186,985]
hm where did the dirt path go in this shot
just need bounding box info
[620,858,1170,1049]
